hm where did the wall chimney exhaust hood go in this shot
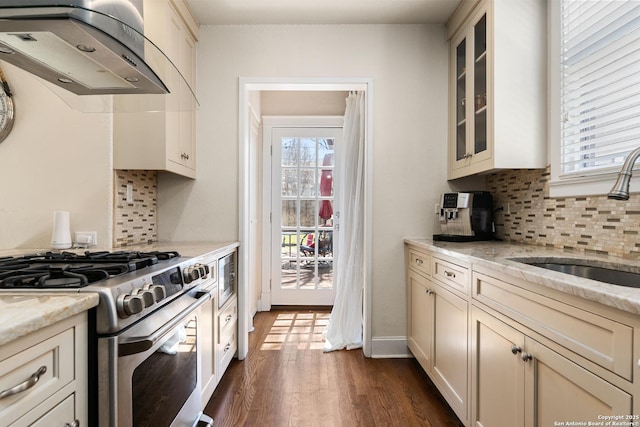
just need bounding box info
[0,1,199,112]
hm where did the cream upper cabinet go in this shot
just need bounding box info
[114,0,198,179]
[447,0,546,180]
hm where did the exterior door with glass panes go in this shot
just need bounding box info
[271,127,340,306]
[451,9,489,174]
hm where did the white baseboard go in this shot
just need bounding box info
[370,336,412,359]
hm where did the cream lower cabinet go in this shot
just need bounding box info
[407,243,640,427]
[472,306,632,427]
[201,290,218,407]
[407,269,433,371]
[0,313,88,427]
[200,294,238,405]
[472,268,638,427]
[431,283,468,423]
[217,295,238,375]
[472,307,523,427]
[406,246,470,425]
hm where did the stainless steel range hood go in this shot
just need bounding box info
[0,1,198,112]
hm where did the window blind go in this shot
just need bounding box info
[560,0,640,175]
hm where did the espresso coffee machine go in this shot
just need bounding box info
[434,192,494,241]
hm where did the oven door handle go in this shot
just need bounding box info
[118,291,211,357]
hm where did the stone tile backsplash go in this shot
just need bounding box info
[113,170,157,248]
[487,167,640,258]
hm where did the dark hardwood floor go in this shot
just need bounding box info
[204,308,463,427]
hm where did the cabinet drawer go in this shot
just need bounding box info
[473,272,633,380]
[218,297,237,344]
[27,393,75,427]
[407,249,431,276]
[0,328,75,424]
[432,257,469,294]
[218,323,237,373]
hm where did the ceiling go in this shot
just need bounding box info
[185,0,462,25]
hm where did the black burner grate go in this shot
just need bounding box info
[0,250,181,289]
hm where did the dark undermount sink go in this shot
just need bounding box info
[511,258,640,289]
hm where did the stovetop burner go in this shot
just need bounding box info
[0,250,181,289]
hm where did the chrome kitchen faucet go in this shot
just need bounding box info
[608,146,640,200]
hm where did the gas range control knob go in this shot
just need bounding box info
[143,284,166,302]
[196,264,208,279]
[132,288,155,308]
[183,266,200,284]
[116,294,144,318]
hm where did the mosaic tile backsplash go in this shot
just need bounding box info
[487,167,640,258]
[113,170,157,248]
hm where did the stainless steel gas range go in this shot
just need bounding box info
[0,250,217,427]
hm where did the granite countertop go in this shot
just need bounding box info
[0,293,99,346]
[0,241,239,347]
[405,238,640,317]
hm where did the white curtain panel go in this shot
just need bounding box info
[324,91,365,352]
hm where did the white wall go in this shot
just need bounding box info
[158,24,451,343]
[0,64,114,250]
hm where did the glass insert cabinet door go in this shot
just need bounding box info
[271,127,341,306]
[452,11,488,167]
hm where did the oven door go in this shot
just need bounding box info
[97,290,211,427]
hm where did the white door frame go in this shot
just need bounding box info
[238,77,374,357]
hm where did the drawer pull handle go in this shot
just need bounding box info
[0,365,47,399]
[415,258,423,265]
[225,314,233,323]
[65,421,80,427]
[444,270,456,278]
[224,343,231,353]
[511,345,522,355]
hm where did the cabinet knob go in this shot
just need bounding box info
[425,289,435,295]
[521,353,533,362]
[64,421,80,427]
[415,258,423,265]
[511,345,522,355]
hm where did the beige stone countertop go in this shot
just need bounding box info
[405,238,640,316]
[0,293,99,346]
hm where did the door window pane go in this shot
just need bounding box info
[279,135,334,292]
